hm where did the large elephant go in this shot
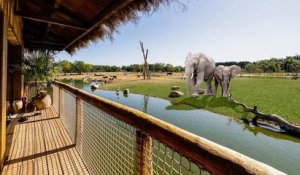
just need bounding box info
[214,65,241,97]
[185,52,215,97]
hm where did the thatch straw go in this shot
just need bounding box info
[66,0,186,54]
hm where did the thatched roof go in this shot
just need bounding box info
[17,0,183,54]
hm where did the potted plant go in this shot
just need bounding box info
[22,50,57,110]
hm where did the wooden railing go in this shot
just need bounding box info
[52,81,285,175]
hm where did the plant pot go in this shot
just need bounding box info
[25,102,36,113]
[34,95,52,110]
[12,100,23,114]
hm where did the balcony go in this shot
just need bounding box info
[0,82,285,175]
[2,106,88,174]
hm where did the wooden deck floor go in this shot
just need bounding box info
[1,106,89,175]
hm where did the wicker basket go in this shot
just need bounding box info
[34,92,52,110]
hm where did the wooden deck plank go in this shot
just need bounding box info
[51,120,79,174]
[1,106,89,175]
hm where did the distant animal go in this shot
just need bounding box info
[112,75,117,79]
[185,52,215,97]
[214,65,241,97]
[166,72,173,76]
[103,76,108,79]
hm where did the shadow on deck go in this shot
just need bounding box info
[1,106,89,175]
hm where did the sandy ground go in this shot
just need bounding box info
[55,72,185,83]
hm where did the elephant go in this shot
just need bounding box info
[185,52,215,97]
[214,65,241,97]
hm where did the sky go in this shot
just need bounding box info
[56,0,300,66]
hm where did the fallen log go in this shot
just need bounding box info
[228,91,300,137]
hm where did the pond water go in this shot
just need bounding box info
[64,80,300,174]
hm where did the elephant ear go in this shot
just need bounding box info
[214,65,224,80]
[229,65,241,78]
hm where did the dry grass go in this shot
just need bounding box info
[55,72,185,83]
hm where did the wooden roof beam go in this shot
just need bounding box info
[24,43,63,51]
[24,24,68,43]
[26,40,66,46]
[15,12,88,31]
[64,0,135,50]
[43,0,63,41]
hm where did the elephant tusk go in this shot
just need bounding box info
[191,72,194,79]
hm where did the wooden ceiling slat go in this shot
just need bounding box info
[57,6,89,26]
[87,0,105,9]
[16,12,88,30]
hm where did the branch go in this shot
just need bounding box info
[228,91,300,137]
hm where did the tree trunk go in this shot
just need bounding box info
[140,41,150,79]
[229,92,300,137]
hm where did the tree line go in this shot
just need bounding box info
[56,55,300,74]
[217,56,300,73]
[56,60,185,73]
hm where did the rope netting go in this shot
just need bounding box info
[53,85,210,175]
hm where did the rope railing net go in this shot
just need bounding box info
[54,85,210,175]
[151,139,209,175]
[52,85,59,113]
[80,101,137,175]
[61,90,77,143]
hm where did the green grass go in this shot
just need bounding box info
[101,78,300,124]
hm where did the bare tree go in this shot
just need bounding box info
[140,41,150,79]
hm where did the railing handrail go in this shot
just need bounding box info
[53,81,285,175]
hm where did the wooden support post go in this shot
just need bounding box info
[59,88,64,120]
[136,130,153,175]
[12,46,23,100]
[75,97,83,155]
[0,11,8,169]
[7,45,24,100]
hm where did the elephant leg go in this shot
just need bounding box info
[193,72,204,97]
[213,78,219,96]
[204,81,212,95]
[204,76,213,96]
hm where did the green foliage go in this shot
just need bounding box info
[60,60,73,73]
[122,63,184,72]
[164,64,174,72]
[216,61,250,69]
[73,61,86,73]
[84,63,93,72]
[23,50,55,83]
[243,56,300,73]
[102,78,300,124]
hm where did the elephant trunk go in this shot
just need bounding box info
[185,71,193,96]
[222,86,228,97]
